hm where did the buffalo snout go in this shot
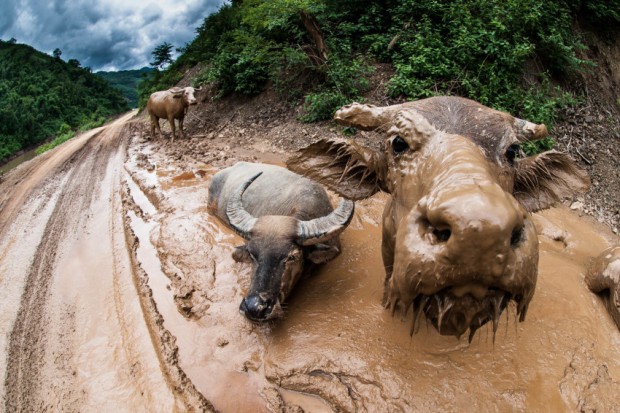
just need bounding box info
[419,185,526,273]
[390,183,539,339]
[239,293,281,321]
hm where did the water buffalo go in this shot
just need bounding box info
[587,246,620,330]
[208,162,355,322]
[287,97,590,340]
[147,86,201,142]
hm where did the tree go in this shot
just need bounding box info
[53,48,62,59]
[150,42,174,69]
[299,11,328,66]
[68,58,81,68]
[8,38,17,44]
[243,0,328,67]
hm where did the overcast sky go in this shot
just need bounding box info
[0,0,225,71]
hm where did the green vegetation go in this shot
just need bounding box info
[97,67,153,107]
[140,0,619,140]
[35,123,75,154]
[0,40,128,161]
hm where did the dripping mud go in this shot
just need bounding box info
[0,113,618,412]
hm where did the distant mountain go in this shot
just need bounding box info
[0,40,128,161]
[96,67,153,108]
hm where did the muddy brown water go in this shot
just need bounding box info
[0,148,38,175]
[124,137,620,412]
[1,118,618,412]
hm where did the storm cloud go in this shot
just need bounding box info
[0,0,225,71]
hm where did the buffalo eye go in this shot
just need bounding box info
[392,135,409,155]
[505,144,520,165]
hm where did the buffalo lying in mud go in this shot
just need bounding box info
[288,96,593,341]
[208,162,355,322]
[147,86,201,142]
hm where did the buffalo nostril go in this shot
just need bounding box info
[418,217,451,245]
[510,226,524,247]
[240,295,274,321]
[433,228,451,243]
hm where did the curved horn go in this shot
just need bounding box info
[514,118,548,142]
[226,172,262,239]
[297,199,355,246]
[169,87,184,96]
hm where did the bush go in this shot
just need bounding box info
[36,123,75,154]
[207,32,272,96]
[582,0,620,26]
[299,90,351,122]
[385,0,591,125]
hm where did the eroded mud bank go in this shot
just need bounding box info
[124,134,620,412]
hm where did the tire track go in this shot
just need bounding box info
[4,125,121,411]
[2,115,213,412]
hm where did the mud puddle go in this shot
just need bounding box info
[0,148,38,174]
[0,115,190,412]
[125,159,273,412]
[124,136,620,412]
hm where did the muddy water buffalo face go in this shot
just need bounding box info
[226,173,355,322]
[288,98,589,339]
[171,87,200,106]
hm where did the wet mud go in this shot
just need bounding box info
[123,133,620,412]
[1,115,619,412]
[0,115,206,412]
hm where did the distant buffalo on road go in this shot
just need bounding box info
[147,86,201,142]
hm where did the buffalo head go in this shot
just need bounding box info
[170,86,200,106]
[288,97,589,340]
[226,172,354,322]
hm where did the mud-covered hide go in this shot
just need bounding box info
[288,96,590,340]
[146,86,201,141]
[208,162,354,322]
[587,246,620,330]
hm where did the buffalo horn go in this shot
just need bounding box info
[297,199,355,246]
[169,87,184,96]
[226,172,262,239]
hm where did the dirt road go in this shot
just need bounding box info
[0,114,208,412]
[1,114,619,412]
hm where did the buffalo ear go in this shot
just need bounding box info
[232,245,251,263]
[287,138,387,200]
[307,243,341,264]
[513,151,590,212]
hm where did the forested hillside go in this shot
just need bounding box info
[96,67,153,108]
[139,0,619,151]
[0,40,128,161]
